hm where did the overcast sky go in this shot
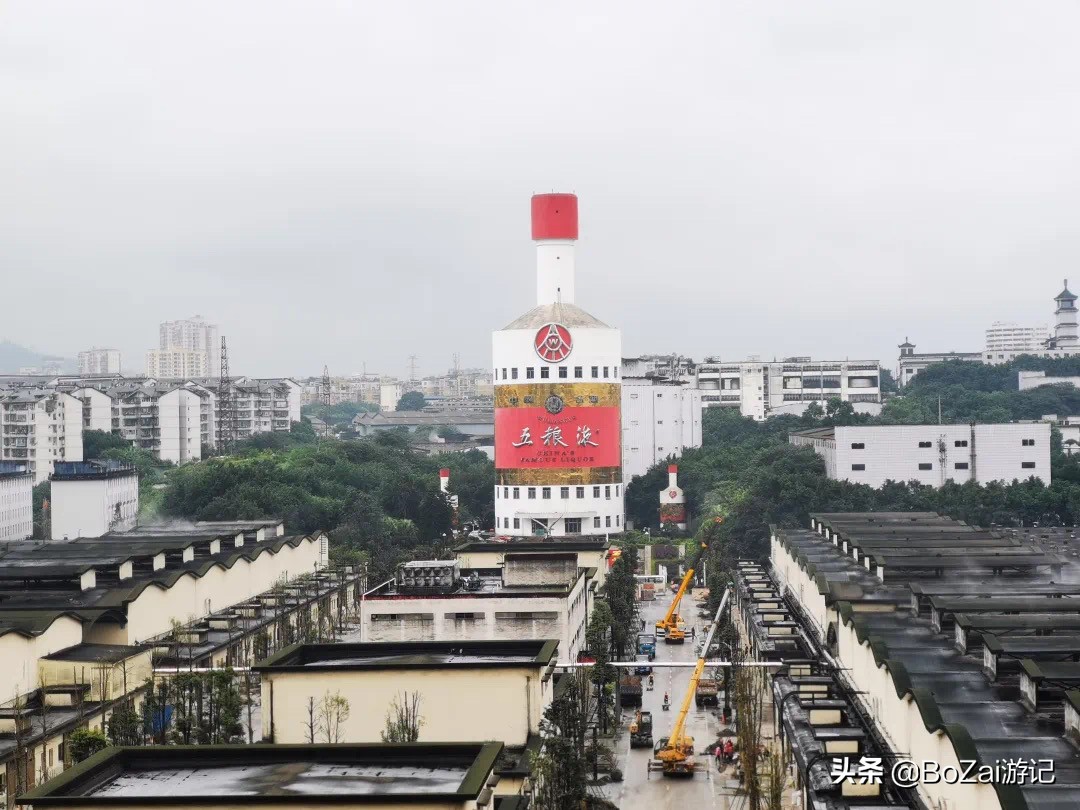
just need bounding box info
[3,2,1079,378]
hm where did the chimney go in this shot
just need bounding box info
[439,468,450,494]
[532,193,578,306]
[668,464,679,488]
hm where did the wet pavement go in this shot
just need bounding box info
[603,594,744,810]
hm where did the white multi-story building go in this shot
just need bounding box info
[492,193,624,537]
[0,389,83,484]
[620,377,702,479]
[50,460,139,540]
[696,357,882,420]
[159,316,220,377]
[78,348,122,375]
[1041,414,1080,455]
[985,322,1049,355]
[901,281,1080,385]
[790,423,1051,488]
[1018,370,1080,391]
[0,461,32,542]
[72,386,115,432]
[145,348,208,378]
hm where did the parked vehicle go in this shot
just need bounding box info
[695,678,719,707]
[619,674,643,707]
[635,653,653,676]
[637,633,657,659]
[629,710,654,748]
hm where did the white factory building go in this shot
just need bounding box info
[0,389,83,484]
[492,193,624,537]
[0,461,33,542]
[50,459,139,540]
[696,357,882,420]
[620,377,702,479]
[790,422,1051,488]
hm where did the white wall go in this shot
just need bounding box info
[794,423,1051,488]
[621,379,702,479]
[51,472,138,540]
[0,471,32,542]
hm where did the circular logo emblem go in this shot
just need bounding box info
[534,323,573,362]
[669,489,678,499]
[545,395,565,415]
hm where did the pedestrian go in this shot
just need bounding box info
[723,739,735,764]
[714,745,723,768]
[691,626,697,640]
[641,619,646,631]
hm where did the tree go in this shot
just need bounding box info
[381,691,423,742]
[530,671,593,809]
[69,728,108,763]
[304,696,320,743]
[83,429,131,458]
[319,691,351,743]
[604,548,639,660]
[395,391,426,411]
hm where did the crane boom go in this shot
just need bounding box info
[656,542,708,637]
[668,587,729,751]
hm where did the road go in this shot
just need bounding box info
[603,594,743,810]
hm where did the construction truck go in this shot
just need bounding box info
[637,632,656,659]
[619,674,643,707]
[655,542,708,643]
[653,587,731,777]
[695,678,719,707]
[629,710,653,748]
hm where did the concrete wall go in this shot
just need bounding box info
[0,615,84,702]
[793,423,1051,488]
[263,665,551,746]
[503,555,577,587]
[454,547,608,590]
[39,649,152,702]
[620,379,702,479]
[0,471,32,542]
[51,473,138,540]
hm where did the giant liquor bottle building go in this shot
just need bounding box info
[492,194,624,537]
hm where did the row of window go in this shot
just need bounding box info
[498,366,618,381]
[851,462,1037,471]
[497,485,621,500]
[852,439,1037,450]
[500,515,619,530]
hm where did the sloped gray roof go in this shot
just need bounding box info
[503,302,608,330]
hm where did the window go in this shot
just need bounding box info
[593,486,601,498]
[918,441,932,448]
[918,463,932,471]
[851,442,865,449]
[501,368,507,379]
[513,487,520,499]
[511,367,518,379]
[603,366,609,378]
[955,440,968,447]
[615,485,620,496]
[559,366,568,378]
[565,517,582,533]
[576,487,584,498]
[657,420,663,425]
[574,366,583,378]
[851,464,865,471]
[1022,438,1035,446]
[503,487,509,499]
[1022,461,1036,469]
[591,366,599,378]
[513,517,520,529]
[540,367,550,379]
[504,517,510,528]
[542,487,551,499]
[528,487,536,499]
[594,516,601,528]
[955,462,968,470]
[614,368,618,378]
[605,516,612,527]
[531,518,549,535]
[605,486,611,499]
[560,486,570,498]
[616,515,620,525]
[526,367,535,379]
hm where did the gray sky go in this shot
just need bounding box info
[3,2,1079,378]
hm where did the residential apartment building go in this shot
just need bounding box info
[696,357,882,420]
[144,347,207,378]
[49,460,139,540]
[110,383,210,464]
[0,461,32,542]
[76,349,121,375]
[790,422,1051,488]
[158,315,219,377]
[620,377,702,479]
[1019,370,1080,391]
[0,390,83,484]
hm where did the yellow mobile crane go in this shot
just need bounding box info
[655,542,707,643]
[655,586,731,777]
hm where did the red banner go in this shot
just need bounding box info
[496,406,619,469]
